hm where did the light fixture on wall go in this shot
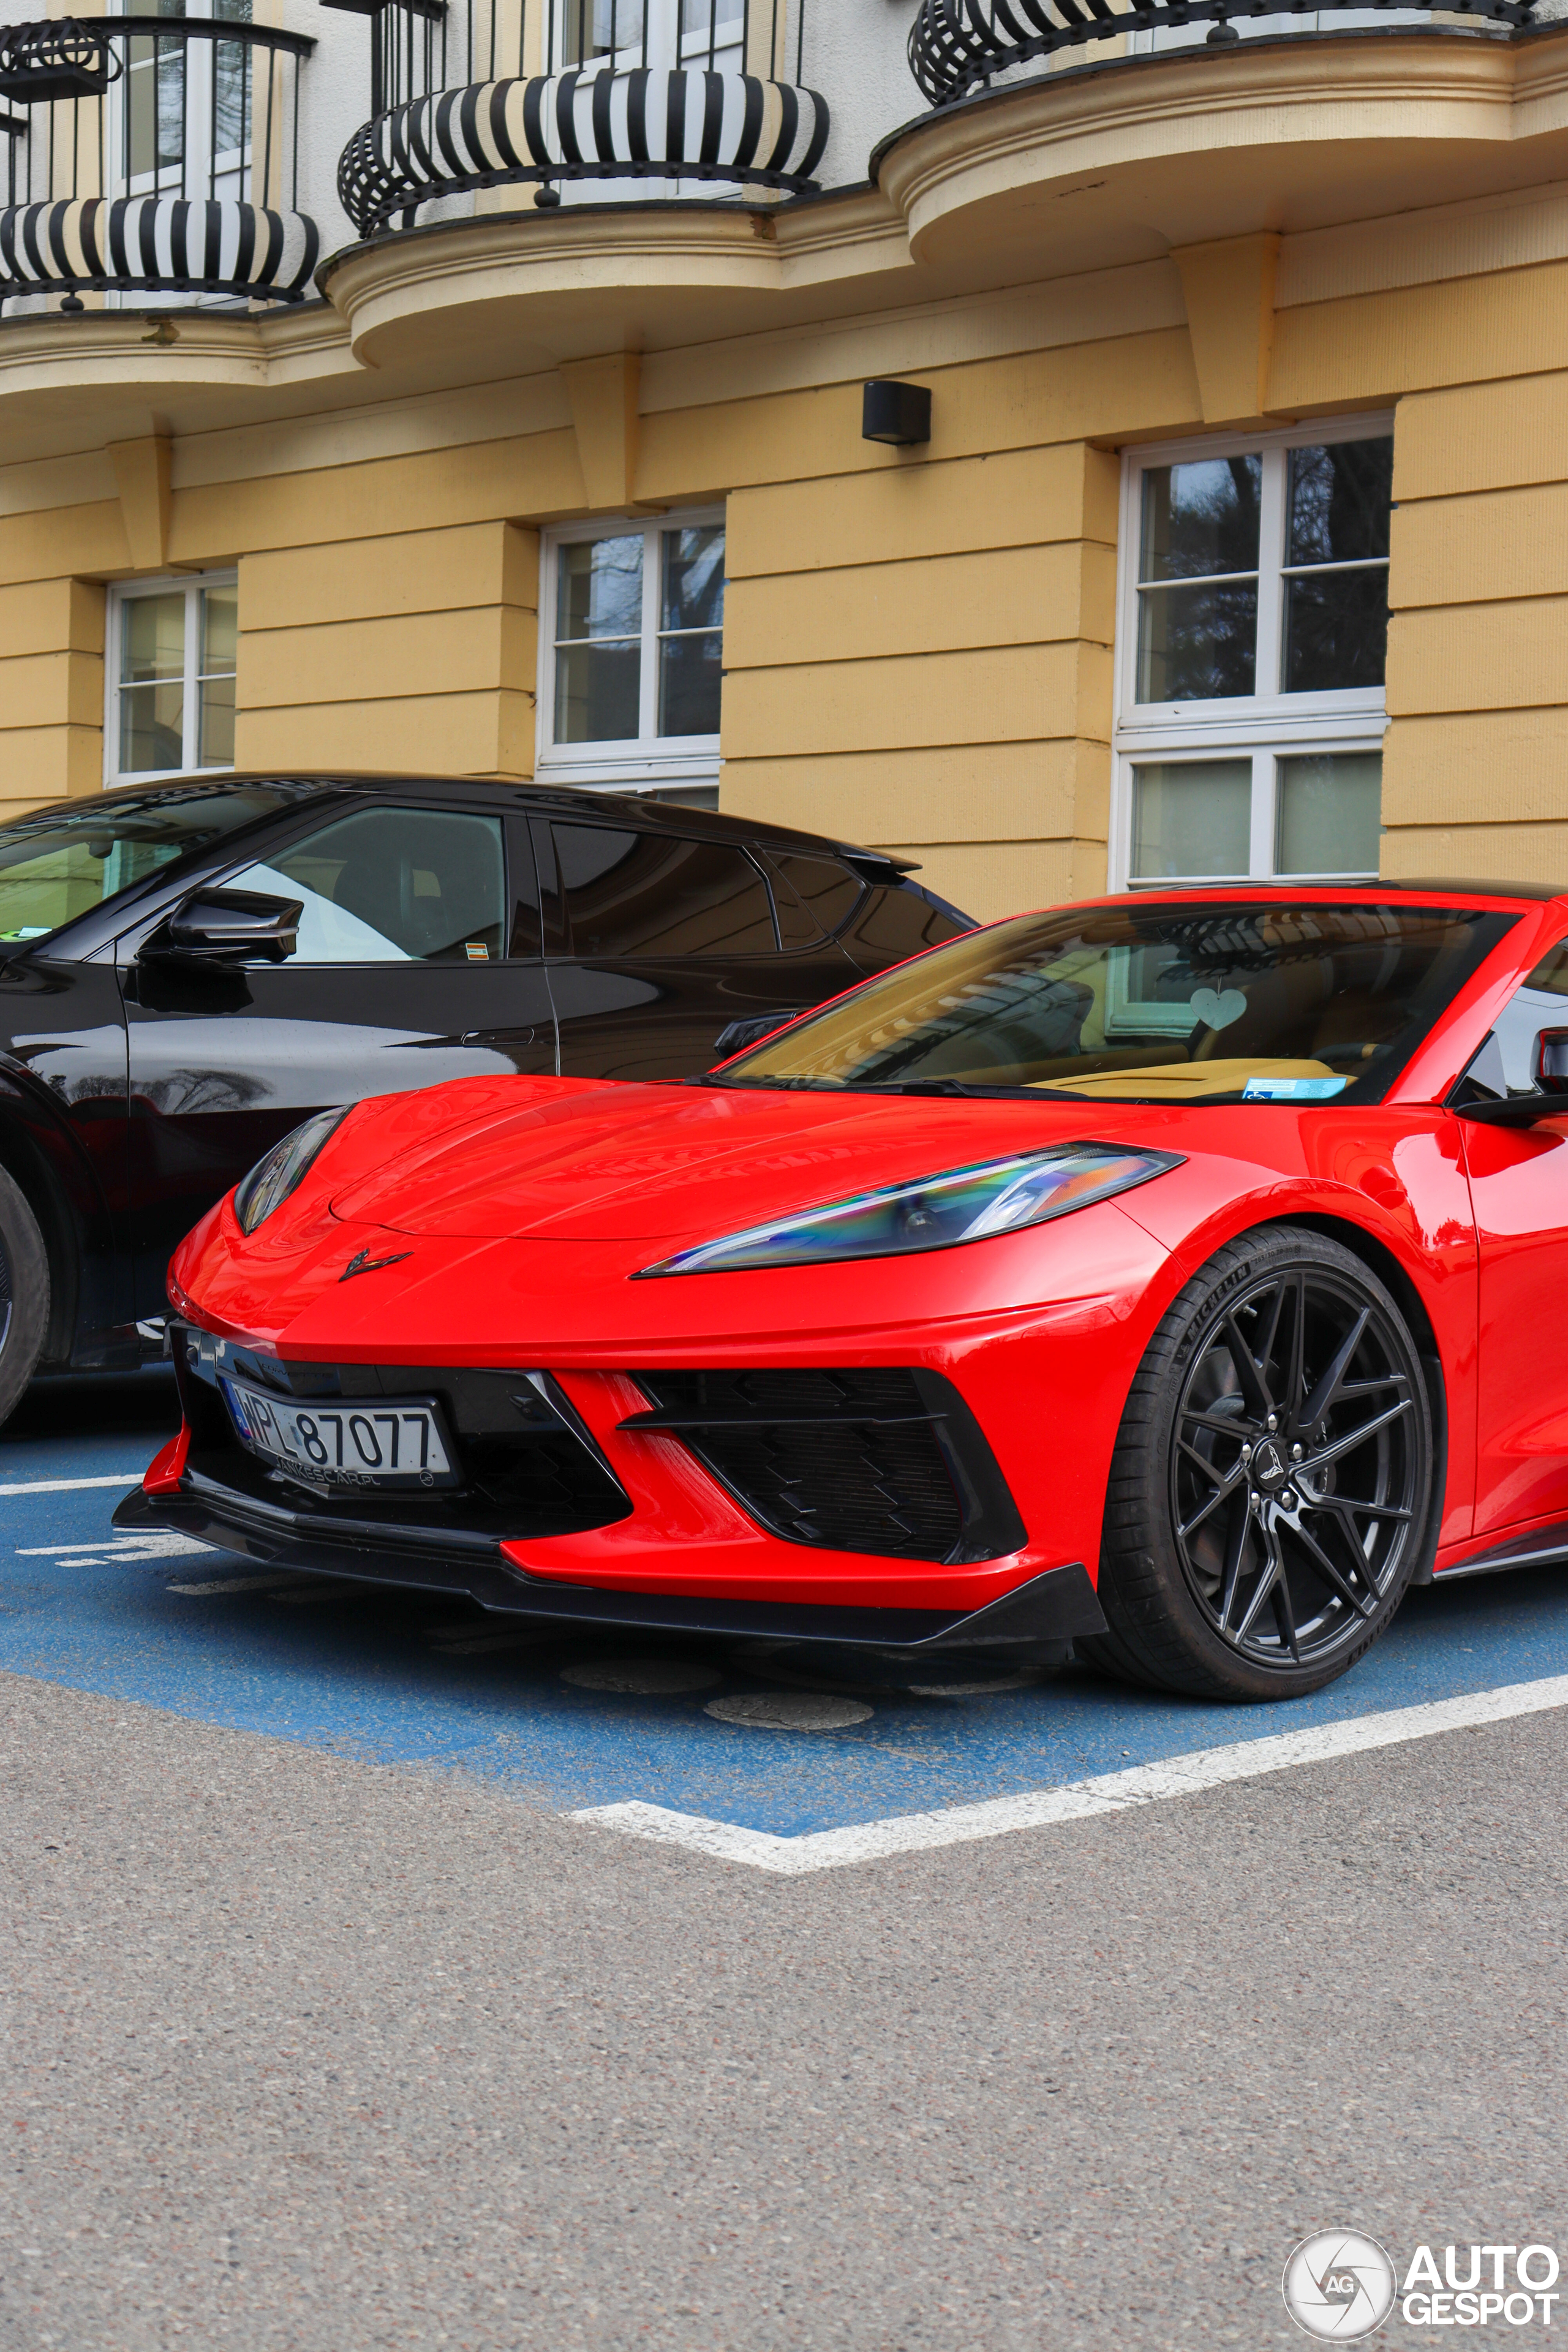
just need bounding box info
[862,380,932,448]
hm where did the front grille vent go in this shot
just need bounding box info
[627,1368,965,1562]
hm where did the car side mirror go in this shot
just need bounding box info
[148,888,303,967]
[1536,1028,1568,1094]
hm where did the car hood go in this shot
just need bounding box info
[324,1075,1196,1245]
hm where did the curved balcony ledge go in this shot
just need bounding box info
[339,68,831,239]
[876,25,1568,274]
[325,25,1568,375]
[0,299,345,430]
[320,197,837,370]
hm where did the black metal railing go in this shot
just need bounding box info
[335,0,827,238]
[0,15,318,307]
[909,0,1538,107]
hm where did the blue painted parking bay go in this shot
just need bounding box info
[4,1371,1568,1852]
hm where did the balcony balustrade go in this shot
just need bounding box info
[336,0,827,239]
[0,13,318,311]
[909,0,1540,105]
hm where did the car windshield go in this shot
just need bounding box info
[0,782,308,943]
[718,900,1516,1104]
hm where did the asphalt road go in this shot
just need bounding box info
[2,1374,1566,2350]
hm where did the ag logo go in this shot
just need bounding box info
[1283,2231,1398,2340]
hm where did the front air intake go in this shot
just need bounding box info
[622,1368,1027,1565]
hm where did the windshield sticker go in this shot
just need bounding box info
[1242,1076,1351,1102]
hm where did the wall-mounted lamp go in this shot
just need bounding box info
[862,380,931,448]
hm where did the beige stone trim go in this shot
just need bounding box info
[107,437,173,573]
[1171,233,1280,429]
[559,352,644,514]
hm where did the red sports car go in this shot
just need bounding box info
[119,879,1568,1700]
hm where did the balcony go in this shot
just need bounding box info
[0,14,318,311]
[336,0,829,239]
[909,0,1539,106]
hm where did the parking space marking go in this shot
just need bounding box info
[7,1393,1568,1847]
[19,1533,209,1568]
[576,1671,1568,1872]
[0,1474,145,1495]
[168,1574,313,1596]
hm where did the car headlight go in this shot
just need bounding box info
[639,1143,1182,1276]
[232,1106,350,1235]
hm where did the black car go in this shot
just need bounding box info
[0,773,971,1417]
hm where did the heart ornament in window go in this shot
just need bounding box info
[1191,986,1247,1031]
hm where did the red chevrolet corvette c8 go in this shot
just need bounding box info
[121,879,1568,1700]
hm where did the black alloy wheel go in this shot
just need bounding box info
[1083,1227,1434,1700]
[0,1164,50,1428]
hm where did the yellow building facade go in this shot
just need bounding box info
[0,9,1565,919]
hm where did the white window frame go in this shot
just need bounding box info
[1110,412,1393,891]
[105,570,238,787]
[535,510,724,798]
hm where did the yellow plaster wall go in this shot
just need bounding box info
[720,434,1120,918]
[1382,366,1568,884]
[233,522,540,780]
[0,578,106,816]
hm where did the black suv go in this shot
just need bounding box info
[0,774,972,1415]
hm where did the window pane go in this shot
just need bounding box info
[663,526,725,633]
[0,780,308,940]
[230,807,506,965]
[764,851,864,946]
[121,591,186,685]
[555,641,641,744]
[198,675,235,767]
[200,584,237,677]
[658,631,722,737]
[1136,579,1257,703]
[1283,566,1389,694]
[557,535,643,641]
[1139,456,1261,582]
[1276,753,1382,876]
[1287,439,1393,567]
[552,824,776,957]
[560,0,644,61]
[1131,760,1252,880]
[127,39,185,177]
[120,681,184,774]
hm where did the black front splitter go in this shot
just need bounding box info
[115,1478,1108,1662]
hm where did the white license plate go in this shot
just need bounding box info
[223,1381,458,1491]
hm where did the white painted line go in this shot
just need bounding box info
[571,1672,1568,1876]
[0,1474,144,1495]
[20,1534,206,1561]
[168,1574,309,1596]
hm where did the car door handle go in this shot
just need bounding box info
[461,1027,537,1046]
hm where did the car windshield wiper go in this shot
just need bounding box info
[684,1073,845,1092]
